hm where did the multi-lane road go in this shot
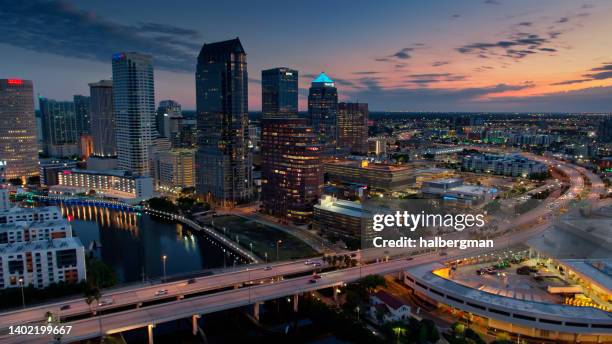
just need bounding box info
[0,150,605,343]
[0,258,321,331]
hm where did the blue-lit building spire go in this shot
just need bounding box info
[312,72,334,84]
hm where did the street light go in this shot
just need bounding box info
[161,255,167,282]
[18,277,25,308]
[264,252,268,264]
[276,240,282,261]
[249,242,253,254]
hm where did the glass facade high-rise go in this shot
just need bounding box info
[156,100,182,146]
[196,38,252,204]
[337,102,369,155]
[308,72,338,156]
[112,52,155,176]
[73,95,90,136]
[261,68,323,223]
[39,98,80,157]
[0,79,39,181]
[261,117,322,223]
[262,67,298,119]
[88,80,116,157]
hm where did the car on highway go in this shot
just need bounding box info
[60,304,71,311]
[264,266,272,271]
[406,257,414,261]
[97,298,114,307]
[309,274,322,283]
[155,289,168,296]
[187,278,197,284]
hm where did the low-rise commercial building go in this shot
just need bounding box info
[39,159,78,187]
[461,154,547,178]
[324,159,414,191]
[404,262,612,343]
[422,178,496,205]
[313,195,373,241]
[53,169,153,202]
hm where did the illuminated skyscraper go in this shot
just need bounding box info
[39,98,79,157]
[261,117,322,223]
[0,79,39,181]
[262,67,298,119]
[337,102,369,155]
[88,80,116,157]
[196,38,252,204]
[261,68,322,222]
[308,72,338,156]
[112,52,155,176]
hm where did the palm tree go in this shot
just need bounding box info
[84,286,102,342]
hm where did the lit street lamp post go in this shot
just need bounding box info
[276,240,282,261]
[249,242,253,254]
[18,277,25,308]
[264,252,268,264]
[162,255,167,282]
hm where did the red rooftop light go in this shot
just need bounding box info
[7,79,23,85]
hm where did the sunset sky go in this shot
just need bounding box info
[1,0,612,112]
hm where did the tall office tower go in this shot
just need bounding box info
[261,117,322,223]
[156,100,183,147]
[112,52,155,176]
[308,72,338,157]
[598,116,612,143]
[261,67,322,222]
[261,67,298,119]
[89,80,116,157]
[337,102,369,155]
[195,38,252,204]
[0,79,39,181]
[73,95,91,136]
[39,98,80,157]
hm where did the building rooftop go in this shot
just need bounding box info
[64,169,149,179]
[427,178,463,185]
[0,237,83,254]
[408,262,612,321]
[312,72,334,84]
[0,219,70,231]
[315,196,371,218]
[0,206,61,216]
[559,259,612,293]
[325,159,411,172]
[373,290,407,310]
[449,185,496,195]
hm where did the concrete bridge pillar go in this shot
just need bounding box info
[293,294,299,312]
[253,302,262,321]
[191,314,201,336]
[147,324,155,344]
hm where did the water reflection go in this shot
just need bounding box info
[59,205,227,283]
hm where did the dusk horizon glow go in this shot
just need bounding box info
[1,0,612,112]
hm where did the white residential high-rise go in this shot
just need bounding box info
[112,52,155,176]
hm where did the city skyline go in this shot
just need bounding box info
[1,0,612,112]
